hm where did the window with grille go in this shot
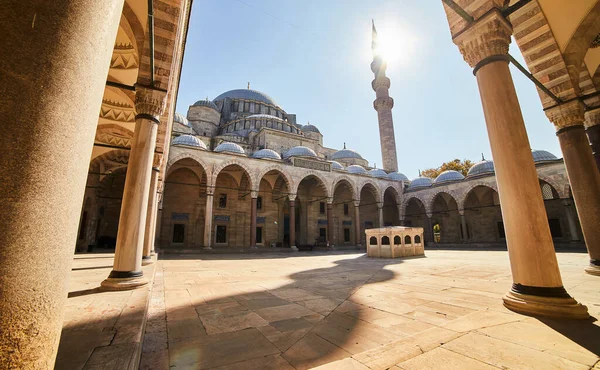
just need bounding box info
[219,194,227,208]
[541,183,555,200]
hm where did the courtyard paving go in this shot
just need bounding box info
[140,250,600,370]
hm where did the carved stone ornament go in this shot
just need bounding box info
[153,153,163,169]
[453,10,512,68]
[373,97,394,111]
[134,85,167,118]
[584,107,600,128]
[371,77,391,91]
[545,100,585,131]
[288,194,297,202]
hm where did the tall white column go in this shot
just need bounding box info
[203,187,214,250]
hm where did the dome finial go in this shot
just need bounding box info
[247,82,250,90]
[418,169,421,177]
[343,142,346,149]
[374,162,377,169]
[481,153,485,161]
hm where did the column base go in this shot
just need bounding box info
[202,246,212,250]
[142,256,154,266]
[100,271,148,291]
[291,246,298,251]
[503,284,588,320]
[585,260,600,276]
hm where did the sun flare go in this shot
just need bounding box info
[372,22,417,66]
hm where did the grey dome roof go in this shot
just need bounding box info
[409,177,433,189]
[213,89,278,107]
[246,114,283,121]
[252,149,281,160]
[172,135,207,150]
[173,112,190,127]
[301,123,321,134]
[467,160,495,177]
[347,165,367,174]
[369,169,388,178]
[330,161,345,171]
[331,149,363,160]
[387,172,409,181]
[283,146,317,159]
[192,99,218,110]
[434,170,465,184]
[532,149,558,162]
[214,142,246,155]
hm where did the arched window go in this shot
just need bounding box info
[394,236,401,245]
[369,236,377,245]
[381,236,390,245]
[414,235,421,244]
[404,235,412,244]
[541,183,555,200]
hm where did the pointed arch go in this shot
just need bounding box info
[166,152,210,179]
[292,171,331,196]
[256,165,293,192]
[537,174,569,199]
[428,190,460,214]
[211,159,256,190]
[457,181,498,211]
[332,175,358,200]
[358,180,381,204]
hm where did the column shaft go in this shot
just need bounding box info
[562,200,580,242]
[0,0,124,367]
[586,124,600,172]
[250,197,257,248]
[424,217,433,245]
[142,167,160,264]
[460,214,468,242]
[354,204,362,246]
[327,203,334,246]
[289,200,296,249]
[378,206,384,227]
[204,193,214,249]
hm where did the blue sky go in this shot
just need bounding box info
[175,0,562,179]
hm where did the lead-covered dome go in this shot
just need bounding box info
[301,123,321,134]
[347,165,367,174]
[387,172,409,181]
[213,89,278,107]
[330,161,345,171]
[369,169,388,178]
[409,177,433,189]
[172,135,207,150]
[192,99,218,110]
[214,142,246,155]
[532,149,558,163]
[173,112,190,127]
[252,149,281,160]
[283,146,317,159]
[331,149,363,160]
[434,170,465,184]
[467,160,495,177]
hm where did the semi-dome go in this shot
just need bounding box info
[173,112,190,127]
[532,149,558,162]
[409,177,433,189]
[214,141,246,155]
[192,99,218,110]
[283,146,317,159]
[252,149,281,160]
[172,135,207,150]
[331,148,363,160]
[330,161,345,171]
[467,160,495,177]
[387,172,409,181]
[434,170,465,184]
[369,168,388,178]
[347,165,367,175]
[213,89,278,107]
[301,123,320,134]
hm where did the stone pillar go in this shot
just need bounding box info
[546,101,600,276]
[204,187,214,250]
[377,202,384,227]
[327,198,334,247]
[0,1,124,367]
[354,200,362,247]
[142,163,160,265]
[584,108,600,172]
[562,199,580,242]
[101,86,166,290]
[424,216,433,245]
[460,212,468,242]
[250,191,258,248]
[289,195,297,251]
[450,9,587,318]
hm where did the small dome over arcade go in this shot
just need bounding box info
[283,146,317,159]
[192,98,218,110]
[252,149,281,160]
[213,89,278,107]
[301,122,320,134]
[434,170,465,184]
[172,135,207,150]
[347,165,367,175]
[214,142,246,155]
[173,112,190,127]
[330,161,345,171]
[369,168,388,178]
[387,172,409,181]
[532,149,558,163]
[331,145,364,160]
[409,177,433,189]
[467,158,495,177]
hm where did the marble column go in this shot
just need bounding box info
[142,163,160,265]
[0,1,124,367]
[424,216,433,245]
[250,191,258,248]
[327,198,334,247]
[460,213,468,242]
[584,108,600,172]
[546,101,600,276]
[377,202,384,227]
[450,9,587,318]
[204,188,214,250]
[101,86,166,290]
[562,199,580,242]
[354,201,362,247]
[289,195,297,251]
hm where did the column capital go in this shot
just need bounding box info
[353,200,361,207]
[250,190,259,198]
[371,77,390,91]
[376,202,384,209]
[206,186,215,196]
[327,197,334,205]
[562,198,574,207]
[373,97,394,111]
[584,107,600,129]
[134,85,167,119]
[458,208,465,216]
[453,10,512,69]
[288,193,297,201]
[545,100,585,131]
[152,153,163,170]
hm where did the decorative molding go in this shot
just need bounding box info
[373,97,394,111]
[111,43,139,69]
[545,100,585,131]
[135,86,167,118]
[99,99,136,122]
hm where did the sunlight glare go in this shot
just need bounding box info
[373,22,418,67]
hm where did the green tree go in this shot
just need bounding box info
[420,159,474,179]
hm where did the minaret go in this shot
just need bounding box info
[371,20,398,172]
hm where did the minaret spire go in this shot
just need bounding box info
[370,20,398,172]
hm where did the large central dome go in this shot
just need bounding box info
[213,89,278,107]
